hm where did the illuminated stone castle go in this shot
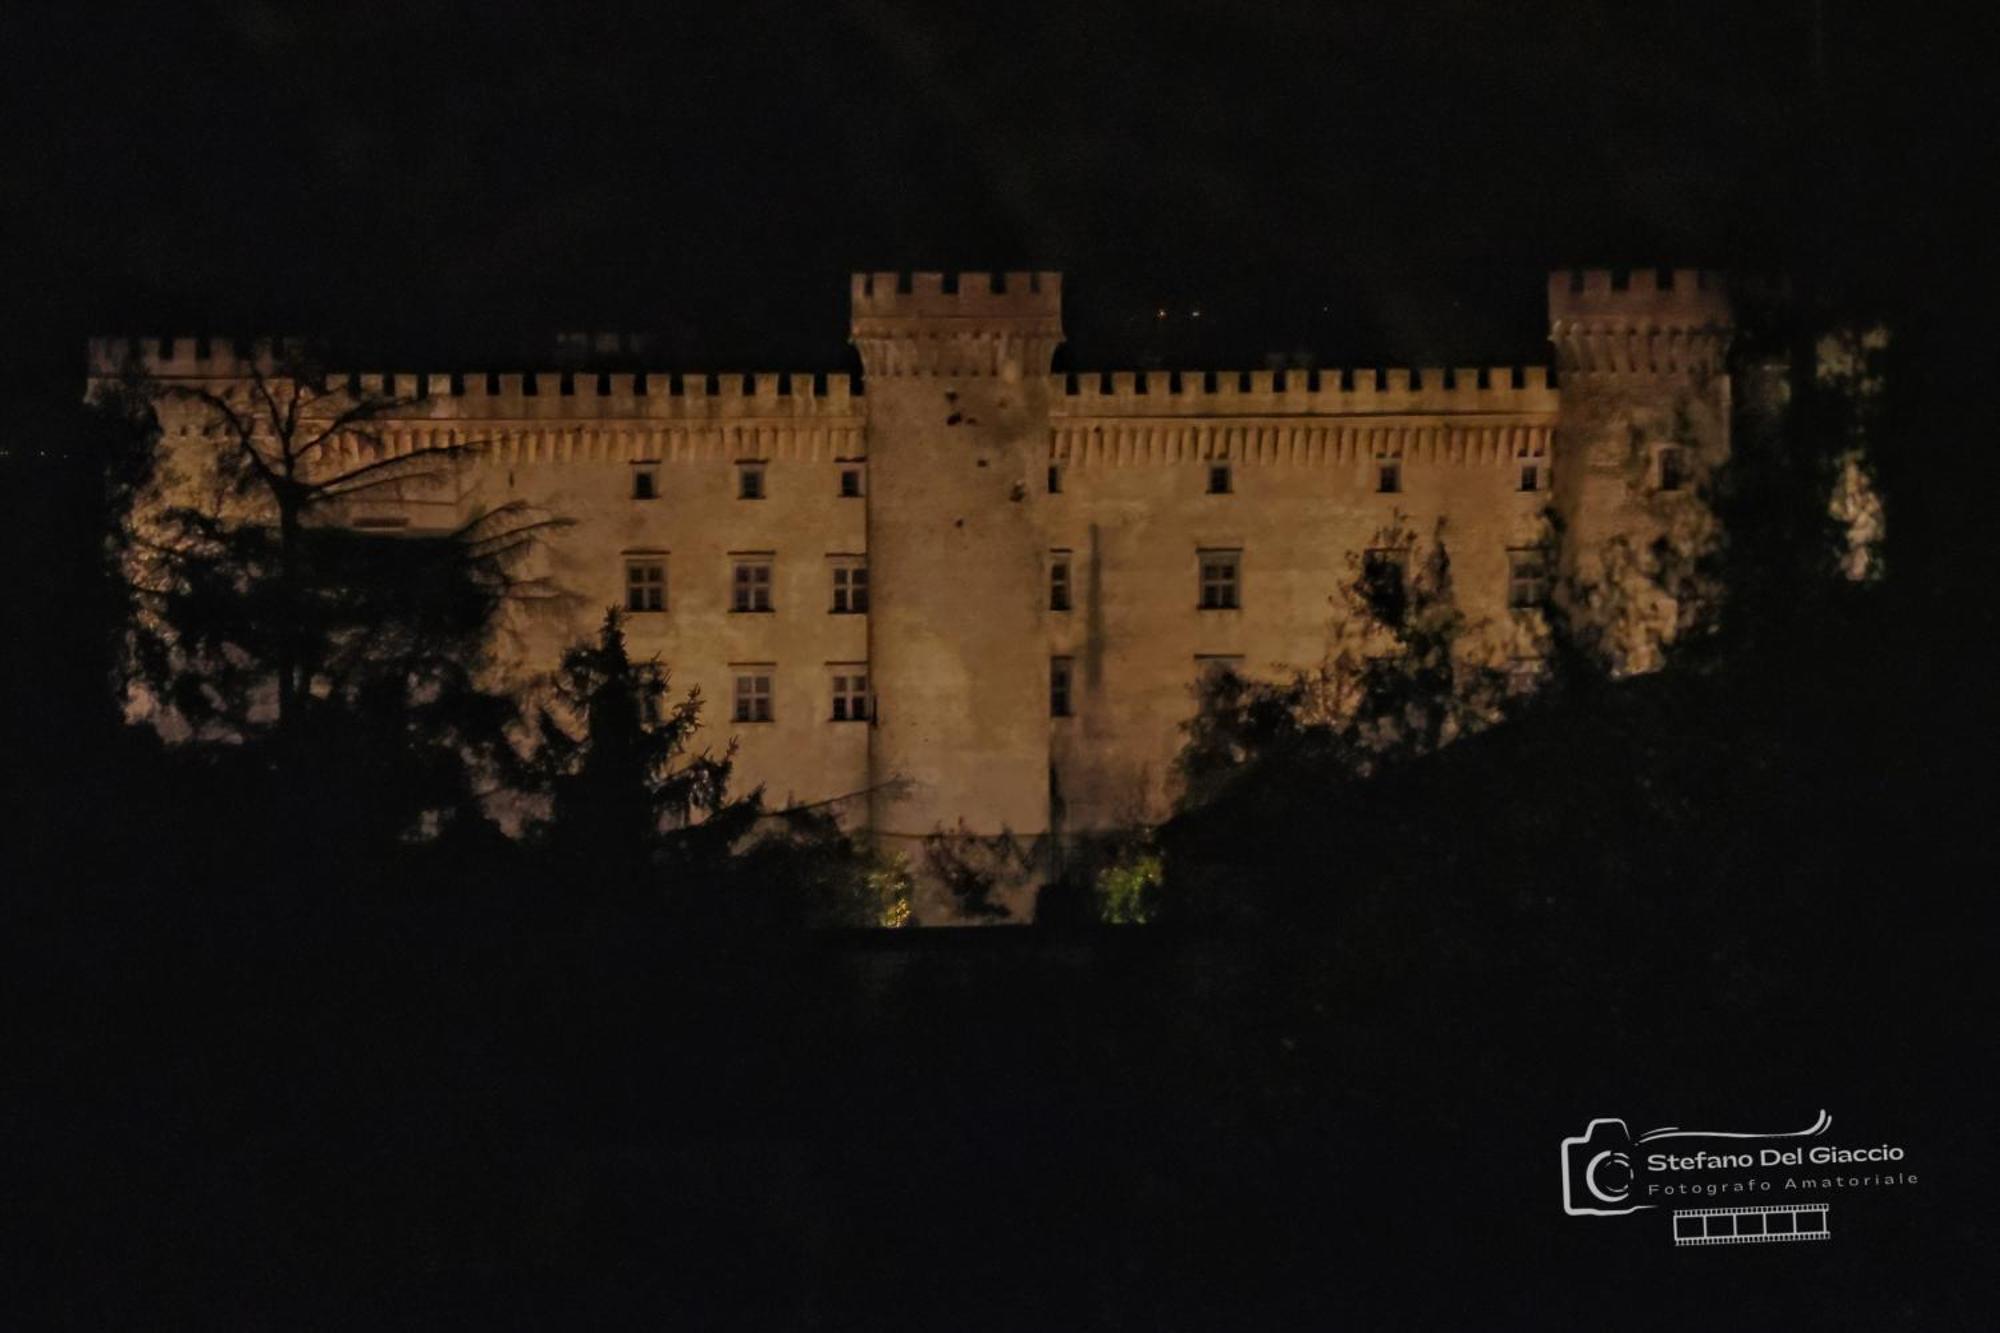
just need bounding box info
[94,268,1734,916]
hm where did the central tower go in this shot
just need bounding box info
[851,272,1064,884]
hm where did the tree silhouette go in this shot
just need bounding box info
[118,349,563,745]
[109,351,568,856]
[1176,515,1508,812]
[528,609,753,889]
[528,610,904,926]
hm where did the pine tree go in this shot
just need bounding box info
[529,610,755,892]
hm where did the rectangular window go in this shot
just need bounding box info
[737,461,766,500]
[830,668,869,721]
[830,560,869,614]
[1508,547,1551,609]
[839,466,864,498]
[1207,462,1232,494]
[731,556,774,612]
[624,557,666,612]
[1519,463,1542,493]
[1049,551,1072,611]
[1658,446,1687,492]
[632,465,658,500]
[732,668,774,723]
[1050,656,1074,718]
[1047,464,1064,495]
[1376,460,1402,494]
[1198,549,1241,610]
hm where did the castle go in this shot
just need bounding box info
[92,269,1734,917]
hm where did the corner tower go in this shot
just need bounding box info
[1549,269,1734,671]
[851,272,1065,893]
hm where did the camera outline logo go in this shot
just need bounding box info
[1560,1118,1654,1217]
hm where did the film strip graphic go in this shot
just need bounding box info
[1672,1203,1830,1247]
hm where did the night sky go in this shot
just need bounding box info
[2,2,1970,381]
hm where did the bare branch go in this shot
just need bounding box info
[167,385,284,494]
[310,445,480,499]
[292,392,426,462]
[248,367,290,463]
[768,777,914,816]
[281,375,303,447]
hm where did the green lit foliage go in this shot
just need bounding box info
[711,804,912,930]
[1093,848,1163,925]
[865,853,917,928]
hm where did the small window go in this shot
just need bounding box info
[731,556,774,612]
[1047,464,1063,495]
[1050,656,1074,718]
[1376,460,1402,494]
[830,669,869,721]
[1518,463,1542,493]
[1049,552,1072,612]
[625,558,666,613]
[1507,547,1551,609]
[1198,549,1241,610]
[839,466,864,498]
[732,670,774,723]
[737,461,766,500]
[831,560,869,614]
[632,466,658,500]
[1207,463,1232,494]
[1657,446,1688,492]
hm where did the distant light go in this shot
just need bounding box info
[1156,308,1167,319]
[1191,308,1202,319]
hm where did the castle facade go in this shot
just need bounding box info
[94,269,1734,915]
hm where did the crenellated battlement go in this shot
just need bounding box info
[1547,268,1729,322]
[89,264,1727,440]
[849,271,1062,321]
[87,335,311,380]
[849,271,1065,379]
[1050,365,1557,418]
[86,338,861,421]
[1547,269,1733,376]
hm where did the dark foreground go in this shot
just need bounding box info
[9,877,1987,1329]
[7,586,1995,1330]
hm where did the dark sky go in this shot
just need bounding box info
[1,1,1967,380]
